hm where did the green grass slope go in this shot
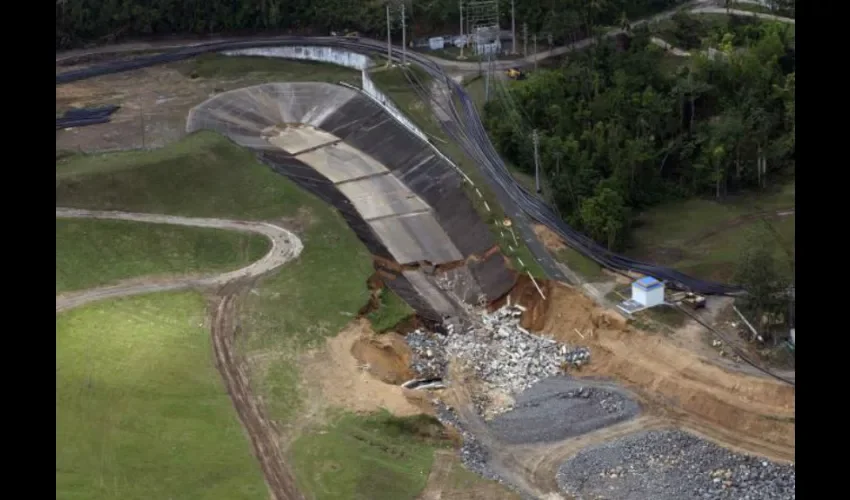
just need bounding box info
[291,412,448,500]
[56,292,266,500]
[56,218,270,293]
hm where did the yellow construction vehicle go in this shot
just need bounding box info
[682,292,706,310]
[506,67,526,80]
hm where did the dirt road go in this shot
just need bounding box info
[55,207,306,500]
[55,207,303,312]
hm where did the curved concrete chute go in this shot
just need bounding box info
[187,81,515,318]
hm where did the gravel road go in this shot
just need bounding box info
[557,429,795,500]
[55,207,303,312]
[488,376,641,445]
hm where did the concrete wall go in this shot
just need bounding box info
[360,70,429,143]
[221,46,373,70]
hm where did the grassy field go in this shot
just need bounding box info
[57,128,374,415]
[56,218,269,293]
[368,67,546,278]
[178,54,361,83]
[368,287,415,333]
[57,132,330,220]
[291,412,449,500]
[56,292,266,500]
[629,183,795,283]
[56,131,383,491]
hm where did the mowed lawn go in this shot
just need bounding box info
[56,218,270,293]
[629,183,795,282]
[56,292,266,500]
[291,412,448,500]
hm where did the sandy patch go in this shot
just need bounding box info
[300,318,424,417]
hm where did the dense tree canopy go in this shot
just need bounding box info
[55,0,682,50]
[483,19,795,250]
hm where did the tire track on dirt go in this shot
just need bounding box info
[55,207,303,312]
[55,207,306,500]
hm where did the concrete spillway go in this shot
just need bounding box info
[187,82,515,320]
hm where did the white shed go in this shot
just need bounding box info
[428,37,445,50]
[631,277,665,308]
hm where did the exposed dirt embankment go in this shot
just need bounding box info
[489,273,553,331]
[539,284,795,462]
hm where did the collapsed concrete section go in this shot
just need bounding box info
[186,82,515,320]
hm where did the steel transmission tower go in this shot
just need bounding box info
[465,0,500,56]
[511,0,517,55]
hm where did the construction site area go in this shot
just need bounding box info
[56,13,795,500]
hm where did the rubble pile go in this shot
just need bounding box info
[405,329,448,378]
[557,429,796,500]
[405,305,591,409]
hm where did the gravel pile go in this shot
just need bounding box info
[432,400,536,500]
[489,376,640,444]
[556,429,795,500]
[405,329,448,378]
[405,305,590,413]
[432,400,495,479]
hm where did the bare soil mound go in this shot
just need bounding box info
[299,319,423,417]
[350,331,416,384]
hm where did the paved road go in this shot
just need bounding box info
[55,207,304,312]
[692,6,795,23]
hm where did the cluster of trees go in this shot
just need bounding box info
[483,18,795,251]
[734,222,794,344]
[56,0,682,50]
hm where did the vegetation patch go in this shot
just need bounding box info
[55,131,376,487]
[57,131,328,220]
[56,292,266,500]
[179,53,359,82]
[556,247,605,281]
[290,411,450,500]
[483,21,795,287]
[368,287,415,333]
[630,183,794,282]
[56,218,270,293]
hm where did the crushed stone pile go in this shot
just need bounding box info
[488,376,640,444]
[556,429,796,500]
[432,400,535,500]
[405,304,591,416]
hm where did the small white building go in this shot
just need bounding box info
[428,37,445,51]
[632,277,665,308]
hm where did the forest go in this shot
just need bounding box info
[483,15,795,252]
[56,0,681,50]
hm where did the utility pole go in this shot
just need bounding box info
[533,33,537,69]
[386,3,393,66]
[401,1,407,65]
[510,0,517,55]
[522,23,528,57]
[532,129,541,194]
[548,32,553,51]
[140,110,146,149]
[484,52,491,103]
[554,150,562,176]
[459,0,465,59]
